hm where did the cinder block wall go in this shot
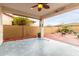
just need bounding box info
[70,25,79,32]
[23,26,39,39]
[3,25,79,42]
[44,27,59,34]
[3,25,40,42]
[3,25,22,42]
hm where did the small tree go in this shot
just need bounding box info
[12,17,34,25]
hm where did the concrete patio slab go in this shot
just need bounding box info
[0,38,79,56]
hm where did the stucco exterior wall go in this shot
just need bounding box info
[2,14,13,25]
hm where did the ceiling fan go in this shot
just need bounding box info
[31,3,50,11]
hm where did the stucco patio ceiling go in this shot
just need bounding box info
[0,3,79,19]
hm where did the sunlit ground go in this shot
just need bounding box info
[45,33,79,46]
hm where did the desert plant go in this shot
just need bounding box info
[57,25,73,35]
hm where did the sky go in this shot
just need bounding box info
[44,9,79,26]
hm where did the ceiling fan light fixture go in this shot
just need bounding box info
[38,4,43,9]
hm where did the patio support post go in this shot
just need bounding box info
[0,6,2,25]
[0,6,3,45]
[39,18,44,38]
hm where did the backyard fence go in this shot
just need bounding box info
[3,25,79,42]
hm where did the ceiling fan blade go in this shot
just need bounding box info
[43,4,50,9]
[32,5,38,8]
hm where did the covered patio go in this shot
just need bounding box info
[0,3,79,56]
[0,3,79,40]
